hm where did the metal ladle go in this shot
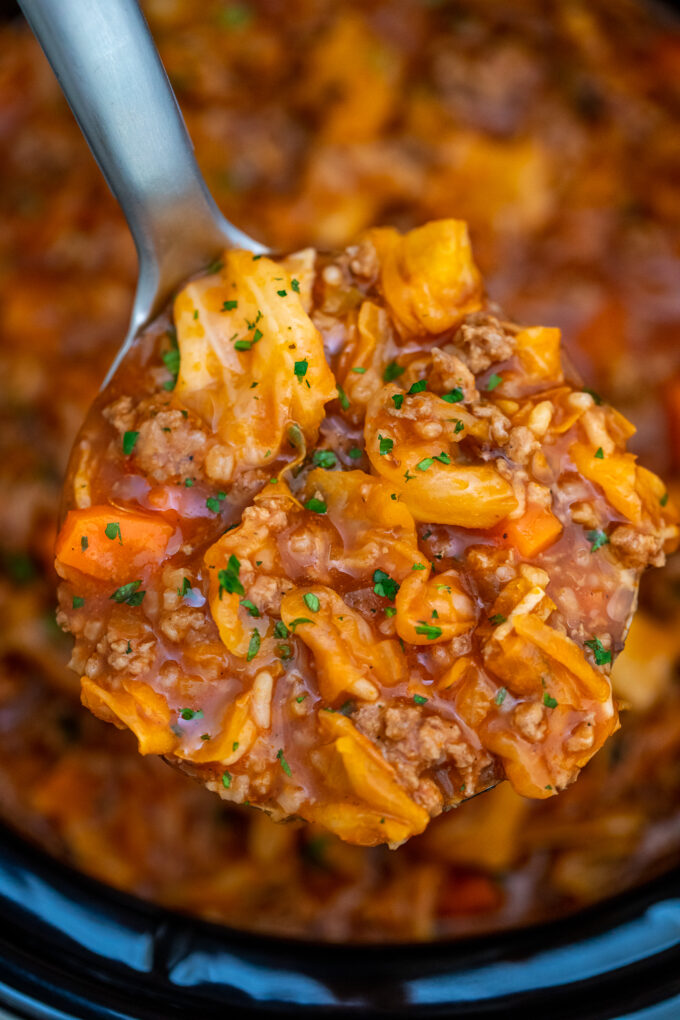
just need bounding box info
[18,0,267,385]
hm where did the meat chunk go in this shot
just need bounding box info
[453,314,515,374]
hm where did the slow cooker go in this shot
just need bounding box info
[1,1,680,1016]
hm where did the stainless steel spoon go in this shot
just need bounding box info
[18,0,267,385]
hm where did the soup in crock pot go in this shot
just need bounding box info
[2,0,680,937]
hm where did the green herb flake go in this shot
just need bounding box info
[110,580,145,606]
[277,289,287,297]
[415,622,442,640]
[180,708,204,721]
[222,299,238,311]
[378,434,394,456]
[383,361,405,382]
[594,446,604,459]
[489,613,506,625]
[296,694,307,703]
[348,447,363,459]
[206,258,224,274]
[304,498,327,514]
[200,733,211,741]
[412,563,427,571]
[184,478,194,487]
[222,770,232,789]
[192,309,199,320]
[337,385,350,410]
[80,536,89,552]
[246,628,261,662]
[585,637,612,665]
[72,596,85,609]
[240,599,260,618]
[373,569,399,601]
[587,529,609,552]
[661,492,669,507]
[413,694,428,705]
[104,522,122,544]
[294,359,308,379]
[288,617,313,632]
[416,457,434,472]
[351,366,366,374]
[162,346,180,390]
[291,278,300,293]
[392,393,404,410]
[408,379,427,395]
[543,692,558,709]
[123,430,139,455]
[384,607,396,617]
[177,577,191,598]
[206,497,223,513]
[274,621,289,639]
[303,592,321,613]
[486,373,503,391]
[218,554,244,598]
[435,451,451,465]
[495,687,507,706]
[441,387,464,404]
[312,449,337,469]
[583,387,603,405]
[276,748,292,777]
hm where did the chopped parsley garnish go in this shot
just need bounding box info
[246,628,261,661]
[240,599,260,618]
[193,309,199,320]
[489,613,506,625]
[277,644,293,659]
[416,457,434,471]
[495,687,507,706]
[337,385,350,410]
[434,451,451,464]
[415,622,442,640]
[222,299,238,311]
[289,617,313,632]
[378,434,394,456]
[200,733,211,741]
[543,692,558,709]
[291,278,300,293]
[104,522,122,544]
[587,529,609,552]
[294,359,308,379]
[486,373,503,391]
[162,343,180,391]
[303,592,321,613]
[408,379,427,395]
[72,596,85,609]
[123,430,139,455]
[661,492,669,507]
[312,449,337,469]
[594,446,604,459]
[412,563,427,570]
[413,694,428,705]
[218,555,244,597]
[222,770,232,789]
[80,536,89,552]
[348,447,363,459]
[206,491,226,514]
[274,621,289,639]
[277,289,287,297]
[304,498,327,514]
[296,694,307,703]
[585,637,612,665]
[180,708,204,721]
[392,393,404,410]
[373,569,399,601]
[184,478,194,487]
[384,607,396,617]
[441,388,464,404]
[206,257,224,274]
[351,366,366,374]
[177,577,191,598]
[276,748,292,777]
[383,361,405,382]
[110,580,145,606]
[453,420,465,434]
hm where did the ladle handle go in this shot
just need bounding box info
[18,0,264,325]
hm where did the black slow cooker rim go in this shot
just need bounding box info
[0,819,679,1019]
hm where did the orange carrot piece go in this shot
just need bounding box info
[500,503,563,558]
[55,506,174,582]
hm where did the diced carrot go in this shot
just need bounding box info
[55,506,174,583]
[499,503,563,558]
